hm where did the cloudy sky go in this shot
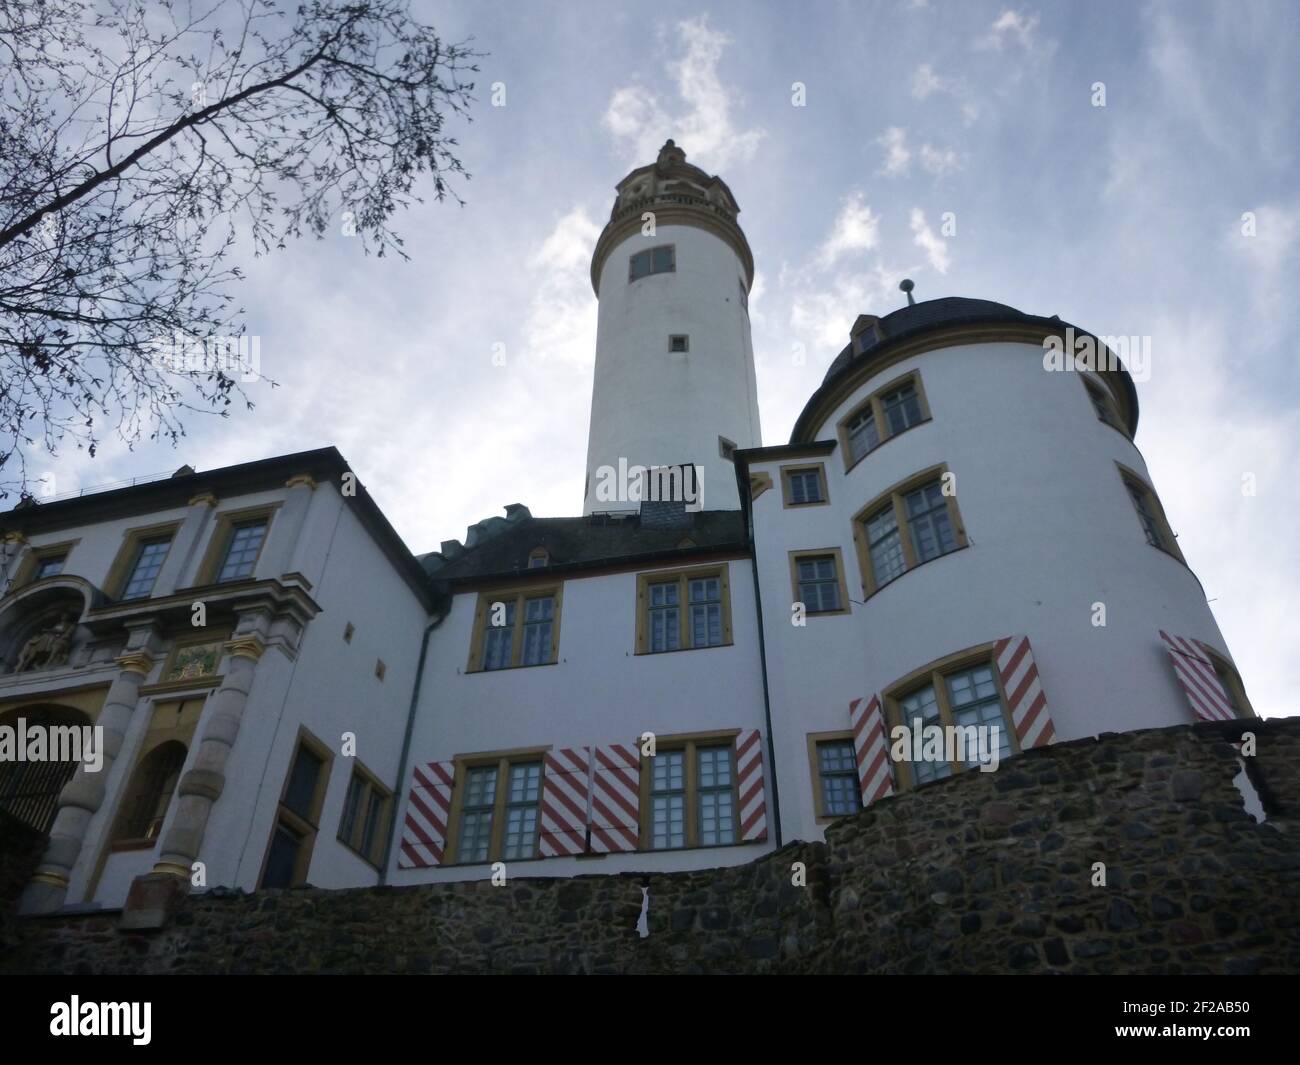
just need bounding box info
[30,0,1299,718]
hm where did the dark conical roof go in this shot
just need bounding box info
[820,297,1027,385]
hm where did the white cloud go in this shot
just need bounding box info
[603,16,764,170]
[521,207,602,368]
[910,208,951,274]
[976,9,1039,51]
[919,143,962,177]
[912,63,947,99]
[877,126,912,176]
[815,192,880,268]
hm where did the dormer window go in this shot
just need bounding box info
[629,245,675,283]
[527,548,549,569]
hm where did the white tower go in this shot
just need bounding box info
[583,141,761,514]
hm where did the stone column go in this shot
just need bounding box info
[20,624,160,914]
[149,631,266,881]
[257,474,317,579]
[154,492,217,596]
[1,531,28,593]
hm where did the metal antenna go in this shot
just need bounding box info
[899,278,916,306]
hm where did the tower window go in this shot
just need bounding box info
[853,465,968,597]
[669,334,689,353]
[1118,465,1184,561]
[718,436,737,461]
[629,244,675,282]
[837,372,931,470]
[1084,377,1124,433]
[738,278,748,310]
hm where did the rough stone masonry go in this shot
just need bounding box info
[2,718,1297,974]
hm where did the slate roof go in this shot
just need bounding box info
[421,509,747,584]
[794,296,1140,442]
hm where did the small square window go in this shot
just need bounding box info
[34,554,67,580]
[719,436,737,461]
[669,334,689,353]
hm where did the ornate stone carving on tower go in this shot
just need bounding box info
[584,141,762,514]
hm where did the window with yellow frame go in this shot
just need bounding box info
[444,748,547,864]
[639,731,741,850]
[467,584,563,671]
[1204,650,1255,719]
[635,565,733,654]
[837,371,932,470]
[1117,463,1185,563]
[259,728,332,889]
[883,647,1018,791]
[852,464,968,598]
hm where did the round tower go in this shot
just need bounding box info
[583,140,761,514]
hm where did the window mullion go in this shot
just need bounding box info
[933,670,961,773]
[489,758,508,860]
[510,595,523,668]
[679,576,690,649]
[871,396,888,444]
[685,743,699,848]
[894,493,917,568]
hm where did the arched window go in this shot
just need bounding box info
[0,705,91,833]
[114,741,187,844]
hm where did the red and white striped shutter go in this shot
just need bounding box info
[1159,631,1235,722]
[994,635,1057,749]
[398,760,455,869]
[849,695,894,806]
[734,729,768,842]
[589,743,640,853]
[540,747,591,856]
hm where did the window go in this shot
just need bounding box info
[669,334,689,353]
[468,585,562,671]
[261,731,332,889]
[642,735,740,850]
[216,518,267,582]
[718,436,737,462]
[34,555,66,580]
[885,653,1017,791]
[808,735,862,819]
[789,549,850,616]
[837,372,931,469]
[636,566,732,654]
[781,463,828,507]
[527,547,549,569]
[738,278,748,310]
[1084,378,1122,430]
[14,540,78,588]
[629,244,675,282]
[1207,652,1254,718]
[120,535,172,600]
[337,765,392,867]
[113,741,186,843]
[446,752,545,863]
[1118,465,1184,561]
[853,465,968,597]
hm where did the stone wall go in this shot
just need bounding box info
[4,719,1298,974]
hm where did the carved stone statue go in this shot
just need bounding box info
[13,613,76,672]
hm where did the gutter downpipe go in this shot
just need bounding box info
[737,459,783,849]
[380,586,451,884]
